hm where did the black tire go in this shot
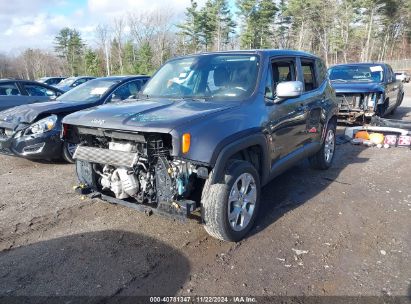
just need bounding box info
[62,142,76,163]
[202,160,261,242]
[309,121,336,170]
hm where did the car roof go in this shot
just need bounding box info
[171,49,320,60]
[94,75,150,81]
[331,62,388,68]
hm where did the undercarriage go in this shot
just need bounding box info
[67,126,207,219]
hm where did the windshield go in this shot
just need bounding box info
[329,65,384,82]
[142,54,260,100]
[57,77,76,86]
[36,78,47,83]
[57,78,119,102]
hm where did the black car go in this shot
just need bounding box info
[328,63,404,123]
[0,79,64,112]
[0,75,149,162]
[63,50,338,241]
[36,77,66,86]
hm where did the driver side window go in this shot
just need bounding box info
[265,59,296,99]
[108,80,143,103]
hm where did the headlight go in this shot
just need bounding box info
[25,115,58,135]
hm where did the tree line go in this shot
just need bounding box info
[0,0,410,79]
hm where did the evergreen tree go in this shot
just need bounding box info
[237,0,277,49]
[54,28,84,75]
[84,49,100,76]
[199,0,218,51]
[135,42,154,75]
[177,0,202,53]
[214,0,236,50]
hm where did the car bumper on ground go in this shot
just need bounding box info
[0,130,63,160]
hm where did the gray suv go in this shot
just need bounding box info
[62,50,338,242]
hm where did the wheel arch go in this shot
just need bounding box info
[209,133,270,185]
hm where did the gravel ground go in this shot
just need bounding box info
[0,84,410,299]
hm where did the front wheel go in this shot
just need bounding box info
[202,160,261,242]
[309,121,336,170]
[62,142,76,163]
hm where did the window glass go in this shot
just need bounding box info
[57,78,119,103]
[0,83,20,96]
[329,65,384,82]
[73,78,87,87]
[142,54,260,101]
[264,68,274,99]
[271,60,296,95]
[315,59,327,84]
[23,84,52,96]
[301,61,317,91]
[110,80,144,102]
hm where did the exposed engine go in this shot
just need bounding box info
[336,92,382,123]
[71,130,200,207]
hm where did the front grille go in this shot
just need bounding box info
[73,146,139,168]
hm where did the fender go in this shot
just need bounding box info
[210,132,271,185]
[321,107,339,144]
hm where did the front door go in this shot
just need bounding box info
[264,58,307,164]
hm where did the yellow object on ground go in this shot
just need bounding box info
[369,133,385,145]
[355,131,370,140]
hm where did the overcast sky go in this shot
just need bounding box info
[0,0,216,54]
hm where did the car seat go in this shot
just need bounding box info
[214,67,229,87]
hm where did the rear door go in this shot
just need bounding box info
[0,81,33,111]
[264,57,307,163]
[298,57,326,145]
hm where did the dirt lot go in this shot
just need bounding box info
[0,84,410,299]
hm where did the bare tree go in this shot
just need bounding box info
[113,18,126,74]
[95,24,111,76]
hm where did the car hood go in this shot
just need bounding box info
[331,82,385,94]
[0,100,98,130]
[63,98,238,133]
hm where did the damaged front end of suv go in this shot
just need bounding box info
[65,125,204,218]
[334,90,384,123]
[329,63,403,124]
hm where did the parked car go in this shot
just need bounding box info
[0,75,149,162]
[328,63,404,123]
[62,50,338,242]
[36,77,66,86]
[0,79,64,112]
[54,76,95,92]
[395,71,410,83]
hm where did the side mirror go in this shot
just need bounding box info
[276,81,304,99]
[46,90,56,97]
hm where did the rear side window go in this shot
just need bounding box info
[0,82,20,96]
[23,84,51,96]
[73,78,88,87]
[315,59,327,84]
[301,60,317,92]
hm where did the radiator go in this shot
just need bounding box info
[73,146,139,168]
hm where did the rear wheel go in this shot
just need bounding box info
[309,121,336,170]
[202,160,261,242]
[62,142,76,163]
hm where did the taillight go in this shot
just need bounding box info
[61,123,68,139]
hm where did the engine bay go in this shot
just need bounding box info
[336,92,381,123]
[70,128,205,215]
